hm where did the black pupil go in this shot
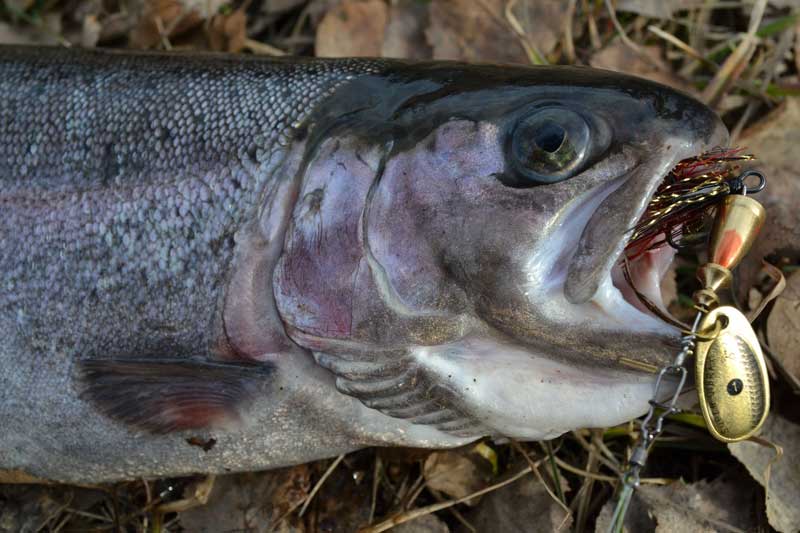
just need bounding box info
[534,122,566,153]
[727,378,744,396]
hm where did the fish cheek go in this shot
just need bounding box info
[364,120,515,318]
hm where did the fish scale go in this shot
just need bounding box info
[0,47,382,361]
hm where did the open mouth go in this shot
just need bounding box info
[611,148,754,327]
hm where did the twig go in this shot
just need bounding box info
[368,456,382,524]
[244,38,287,56]
[603,0,663,70]
[647,25,707,63]
[563,0,578,63]
[504,0,548,65]
[299,454,345,517]
[359,464,539,533]
[428,488,477,533]
[510,440,572,520]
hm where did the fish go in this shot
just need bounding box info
[0,45,727,483]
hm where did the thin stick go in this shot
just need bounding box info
[647,25,707,63]
[563,0,578,63]
[244,38,287,56]
[510,440,572,520]
[360,465,538,533]
[368,456,382,524]
[603,0,662,69]
[299,454,345,517]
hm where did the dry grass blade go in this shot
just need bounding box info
[298,453,344,517]
[244,38,287,55]
[647,24,707,63]
[702,0,767,105]
[359,464,539,533]
[504,0,547,65]
[510,440,572,521]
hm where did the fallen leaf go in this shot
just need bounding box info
[590,40,693,93]
[729,414,800,533]
[615,0,695,19]
[389,514,449,533]
[425,0,528,64]
[0,14,62,46]
[507,0,571,58]
[382,0,432,60]
[208,7,247,53]
[130,0,227,49]
[178,466,311,532]
[766,270,800,381]
[315,0,388,58]
[465,471,571,532]
[423,449,491,505]
[595,472,758,532]
[736,98,800,298]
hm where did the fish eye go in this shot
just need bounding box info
[508,107,592,185]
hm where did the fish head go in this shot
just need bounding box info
[275,63,728,439]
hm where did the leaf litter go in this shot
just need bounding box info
[1,1,800,531]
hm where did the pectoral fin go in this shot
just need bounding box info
[78,358,274,434]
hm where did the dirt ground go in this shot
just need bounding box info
[1,1,800,532]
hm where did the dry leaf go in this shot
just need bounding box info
[729,415,800,533]
[178,466,311,532]
[130,0,227,49]
[595,473,758,532]
[0,14,61,46]
[507,0,571,58]
[389,514,449,533]
[766,270,800,380]
[208,8,247,53]
[382,0,432,60]
[315,0,389,58]
[425,0,528,64]
[736,98,800,296]
[423,449,490,504]
[616,0,694,19]
[465,471,572,532]
[590,40,693,93]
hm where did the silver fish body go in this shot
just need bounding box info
[0,46,727,482]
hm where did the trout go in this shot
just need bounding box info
[0,46,727,482]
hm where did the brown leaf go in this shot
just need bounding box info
[178,466,311,532]
[381,0,432,60]
[423,449,490,504]
[595,473,758,532]
[315,0,389,58]
[766,271,800,381]
[736,99,800,295]
[130,0,203,48]
[615,0,695,19]
[425,0,528,64]
[729,414,800,533]
[208,8,247,53]
[590,40,693,93]
[465,471,571,532]
[507,0,571,58]
[0,14,61,46]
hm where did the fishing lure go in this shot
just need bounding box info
[610,151,770,531]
